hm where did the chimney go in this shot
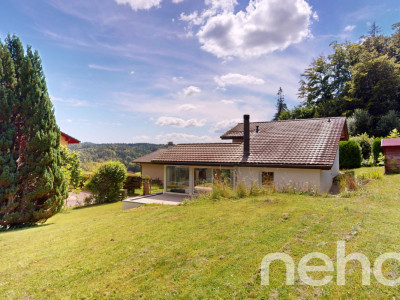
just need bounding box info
[167,141,174,148]
[243,114,250,157]
[292,114,296,120]
[256,125,259,133]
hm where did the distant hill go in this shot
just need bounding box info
[69,142,166,172]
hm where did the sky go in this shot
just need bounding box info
[0,0,399,144]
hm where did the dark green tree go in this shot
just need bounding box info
[0,35,67,228]
[273,87,287,120]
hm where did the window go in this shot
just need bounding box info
[213,169,233,186]
[194,168,213,193]
[166,166,189,193]
[261,172,274,186]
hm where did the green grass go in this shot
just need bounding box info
[1,167,400,299]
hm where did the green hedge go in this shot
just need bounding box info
[339,140,362,169]
[372,137,383,164]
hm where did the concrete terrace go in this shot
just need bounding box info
[122,193,187,210]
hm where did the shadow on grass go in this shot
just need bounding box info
[0,223,54,233]
[72,202,118,210]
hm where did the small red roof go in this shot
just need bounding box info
[381,138,400,147]
[61,131,80,144]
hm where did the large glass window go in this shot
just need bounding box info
[194,168,213,193]
[213,169,233,187]
[166,166,189,193]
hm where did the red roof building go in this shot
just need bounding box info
[60,132,80,148]
[381,138,400,173]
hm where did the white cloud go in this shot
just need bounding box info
[182,0,314,58]
[88,64,123,72]
[212,119,241,133]
[221,99,235,104]
[178,104,198,111]
[156,116,206,128]
[114,0,162,11]
[172,0,185,3]
[344,25,356,32]
[172,76,183,83]
[155,132,218,143]
[66,119,72,123]
[182,85,201,96]
[130,70,135,75]
[214,73,265,87]
[51,95,90,107]
[133,135,151,142]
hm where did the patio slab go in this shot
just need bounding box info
[122,193,188,210]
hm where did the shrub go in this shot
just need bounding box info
[86,161,127,204]
[234,182,249,198]
[372,137,383,164]
[124,175,142,193]
[350,133,372,160]
[347,109,371,136]
[339,140,362,169]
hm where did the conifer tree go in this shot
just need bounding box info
[273,87,287,120]
[0,35,67,227]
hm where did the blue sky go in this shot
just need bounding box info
[0,0,399,144]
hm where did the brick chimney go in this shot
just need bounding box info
[243,114,250,157]
[167,141,174,148]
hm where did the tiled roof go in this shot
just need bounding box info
[152,143,243,165]
[133,148,169,163]
[382,138,400,147]
[134,117,348,169]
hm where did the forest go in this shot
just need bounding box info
[277,22,400,138]
[69,143,166,172]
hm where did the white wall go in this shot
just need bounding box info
[237,167,321,193]
[141,163,164,182]
[319,149,339,193]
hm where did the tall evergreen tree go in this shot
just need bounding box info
[273,87,287,120]
[0,35,67,227]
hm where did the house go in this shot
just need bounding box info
[133,148,169,183]
[133,115,348,194]
[60,131,80,148]
[381,138,400,173]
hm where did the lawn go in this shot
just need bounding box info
[1,167,400,299]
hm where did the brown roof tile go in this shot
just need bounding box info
[152,143,243,165]
[135,117,348,169]
[133,148,169,163]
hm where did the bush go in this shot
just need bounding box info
[124,175,142,193]
[347,109,371,136]
[350,133,372,160]
[372,137,383,164]
[86,161,127,204]
[339,140,362,169]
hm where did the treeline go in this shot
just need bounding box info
[277,22,400,137]
[69,143,166,172]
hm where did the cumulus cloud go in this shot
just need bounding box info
[181,0,314,58]
[215,73,265,87]
[344,25,356,32]
[156,116,206,128]
[212,118,241,133]
[155,132,218,143]
[182,85,201,96]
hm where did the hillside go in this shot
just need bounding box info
[69,142,166,172]
[1,167,400,298]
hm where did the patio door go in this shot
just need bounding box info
[194,168,213,194]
